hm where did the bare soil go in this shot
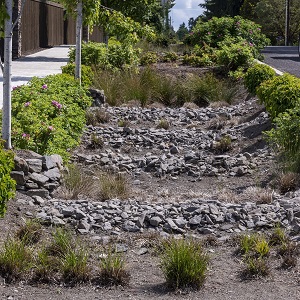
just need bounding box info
[0,65,299,299]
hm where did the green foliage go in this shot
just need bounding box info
[68,41,140,70]
[243,257,270,278]
[185,16,269,55]
[61,63,94,87]
[61,248,90,283]
[244,63,276,94]
[93,68,240,107]
[215,38,255,71]
[160,238,209,290]
[265,104,300,172]
[182,54,214,67]
[11,74,92,161]
[16,219,42,246]
[140,51,159,65]
[257,74,300,119]
[0,238,32,282]
[46,228,73,257]
[0,141,16,217]
[97,248,130,286]
[239,234,259,255]
[161,51,178,63]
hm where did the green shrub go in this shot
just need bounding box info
[0,141,15,217]
[244,63,276,95]
[257,73,300,119]
[160,238,209,290]
[161,51,178,62]
[185,16,269,56]
[182,54,214,67]
[215,38,255,71]
[140,51,158,65]
[242,257,270,278]
[69,41,140,70]
[61,63,94,87]
[46,228,73,257]
[265,104,300,171]
[11,74,92,161]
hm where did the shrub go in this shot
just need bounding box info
[185,16,269,56]
[277,172,299,194]
[89,133,104,149]
[0,141,16,217]
[161,51,178,63]
[69,41,140,70]
[160,238,209,290]
[61,63,94,87]
[257,74,300,119]
[140,51,158,65]
[213,135,232,153]
[182,54,214,67]
[265,104,300,172]
[0,238,32,282]
[243,63,276,95]
[215,38,255,71]
[239,234,259,255]
[11,74,92,161]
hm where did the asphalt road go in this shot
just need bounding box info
[261,46,300,77]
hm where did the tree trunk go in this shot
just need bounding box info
[2,0,13,149]
[75,0,82,84]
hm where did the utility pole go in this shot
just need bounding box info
[285,0,290,46]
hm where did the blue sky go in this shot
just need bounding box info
[171,0,204,30]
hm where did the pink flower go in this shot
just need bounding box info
[249,42,253,47]
[42,84,48,89]
[24,102,31,107]
[48,126,54,131]
[51,100,62,109]
[207,32,211,35]
[22,133,30,139]
[249,30,253,34]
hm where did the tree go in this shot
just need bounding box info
[1,0,26,149]
[176,22,188,41]
[255,0,300,45]
[240,0,260,20]
[200,0,244,19]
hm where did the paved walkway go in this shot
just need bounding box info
[261,46,300,78]
[0,45,70,108]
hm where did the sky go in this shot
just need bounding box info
[171,0,205,31]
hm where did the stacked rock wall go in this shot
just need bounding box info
[11,151,63,199]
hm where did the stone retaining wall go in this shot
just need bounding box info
[11,150,63,199]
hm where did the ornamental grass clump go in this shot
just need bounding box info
[16,219,42,246]
[0,238,33,283]
[160,238,209,290]
[61,248,90,284]
[95,248,130,286]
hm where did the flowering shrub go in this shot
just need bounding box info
[11,74,92,160]
[0,140,15,217]
[185,16,269,58]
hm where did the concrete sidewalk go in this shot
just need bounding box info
[0,45,71,108]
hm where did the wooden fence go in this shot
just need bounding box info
[0,0,104,60]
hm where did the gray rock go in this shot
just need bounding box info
[62,207,75,217]
[43,168,61,181]
[26,159,43,173]
[150,216,162,227]
[75,209,86,220]
[10,171,26,185]
[29,172,49,185]
[26,189,50,198]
